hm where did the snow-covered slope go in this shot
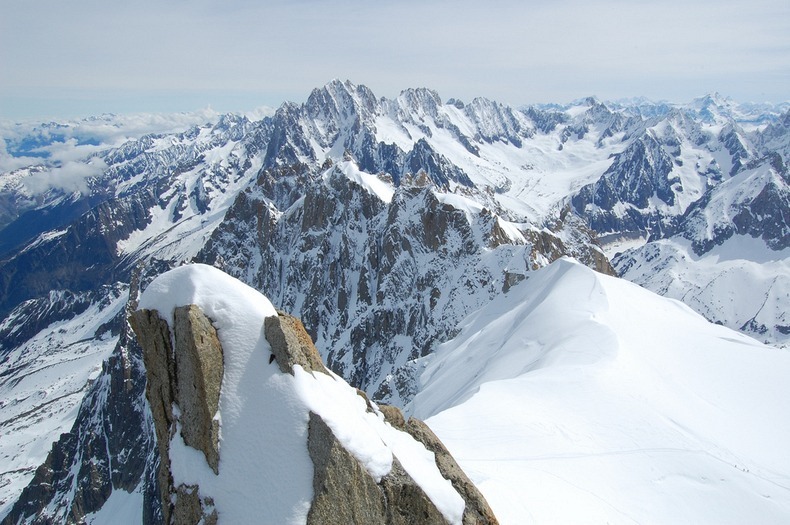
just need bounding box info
[409,258,790,524]
[615,236,789,347]
[0,285,128,517]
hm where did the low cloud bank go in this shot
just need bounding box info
[22,158,109,194]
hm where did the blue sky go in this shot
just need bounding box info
[1,0,787,119]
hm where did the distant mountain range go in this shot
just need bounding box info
[0,81,787,523]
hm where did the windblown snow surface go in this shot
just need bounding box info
[409,258,790,524]
[137,264,463,525]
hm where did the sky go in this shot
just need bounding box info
[0,0,788,119]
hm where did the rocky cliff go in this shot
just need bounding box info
[129,264,497,524]
[2,266,162,525]
[197,159,612,405]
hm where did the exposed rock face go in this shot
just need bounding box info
[677,156,790,255]
[129,305,224,525]
[571,134,677,236]
[269,310,497,524]
[306,411,390,524]
[0,189,159,319]
[376,405,499,525]
[172,305,223,474]
[569,109,762,243]
[2,272,161,525]
[307,405,473,525]
[197,161,610,406]
[613,155,790,346]
[377,404,407,430]
[172,486,217,525]
[378,457,449,525]
[128,309,177,524]
[265,311,329,376]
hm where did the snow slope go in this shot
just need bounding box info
[409,258,790,524]
[0,287,127,517]
[615,236,789,347]
[137,264,463,524]
[614,157,790,347]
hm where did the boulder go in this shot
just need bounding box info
[264,311,329,375]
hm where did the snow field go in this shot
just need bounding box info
[0,289,127,520]
[412,258,790,524]
[617,236,790,347]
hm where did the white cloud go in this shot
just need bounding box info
[0,108,220,183]
[38,138,105,164]
[22,158,109,195]
[0,106,240,203]
[0,139,40,173]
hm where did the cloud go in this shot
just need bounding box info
[0,108,231,201]
[0,156,40,173]
[0,108,221,186]
[64,109,221,145]
[1,108,228,195]
[22,158,108,195]
[0,140,40,173]
[36,138,105,164]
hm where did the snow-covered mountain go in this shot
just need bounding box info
[410,258,790,523]
[0,81,788,522]
[614,149,789,345]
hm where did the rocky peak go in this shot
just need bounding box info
[570,131,679,236]
[307,79,379,122]
[678,159,790,254]
[521,106,568,134]
[397,88,443,119]
[130,304,223,524]
[718,122,752,175]
[129,265,498,525]
[758,110,790,162]
[687,92,735,123]
[464,98,532,146]
[403,139,474,188]
[265,311,329,376]
[210,113,251,141]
